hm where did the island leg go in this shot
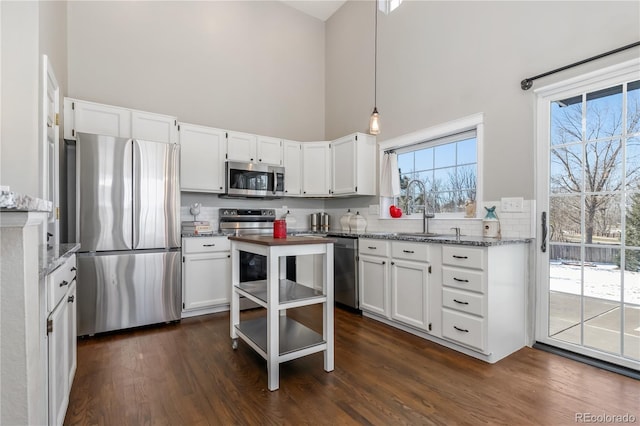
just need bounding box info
[267,247,280,390]
[323,243,335,372]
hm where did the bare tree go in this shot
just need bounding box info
[550,86,640,244]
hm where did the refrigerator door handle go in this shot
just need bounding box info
[132,139,141,249]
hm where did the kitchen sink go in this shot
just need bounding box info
[365,232,443,238]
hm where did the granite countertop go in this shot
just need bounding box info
[289,230,531,247]
[41,243,81,277]
[0,189,52,212]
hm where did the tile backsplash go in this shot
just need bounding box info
[180,194,535,239]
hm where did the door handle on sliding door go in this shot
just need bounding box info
[541,211,547,253]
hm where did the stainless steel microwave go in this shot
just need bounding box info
[225,161,285,198]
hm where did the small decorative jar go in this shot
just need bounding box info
[340,209,354,232]
[349,211,367,233]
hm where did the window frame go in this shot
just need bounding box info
[378,113,484,219]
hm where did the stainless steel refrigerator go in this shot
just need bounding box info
[75,133,181,336]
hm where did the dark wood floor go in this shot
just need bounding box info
[66,306,639,425]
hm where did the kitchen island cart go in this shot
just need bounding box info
[229,235,336,391]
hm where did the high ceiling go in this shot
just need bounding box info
[280,0,347,21]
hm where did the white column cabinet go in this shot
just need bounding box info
[331,133,376,196]
[131,110,177,144]
[283,140,302,196]
[301,142,331,196]
[182,237,231,316]
[227,131,258,163]
[178,123,227,193]
[256,136,282,165]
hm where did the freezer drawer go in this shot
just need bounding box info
[77,250,181,336]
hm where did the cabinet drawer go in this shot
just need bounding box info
[442,309,486,352]
[442,246,484,270]
[442,287,485,317]
[442,266,485,293]
[391,241,429,261]
[48,255,77,312]
[359,239,390,257]
[183,237,230,254]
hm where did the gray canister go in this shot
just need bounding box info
[310,213,320,231]
[321,213,330,232]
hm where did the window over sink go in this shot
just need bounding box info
[378,113,484,219]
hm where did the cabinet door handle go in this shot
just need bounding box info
[368,246,377,250]
[71,267,77,272]
[402,250,414,254]
[452,255,468,259]
[453,299,469,305]
[391,261,395,265]
[453,277,469,283]
[203,244,216,247]
[59,280,69,287]
[68,295,75,303]
[453,326,469,333]
[382,261,386,265]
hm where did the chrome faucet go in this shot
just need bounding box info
[450,227,461,240]
[406,179,435,234]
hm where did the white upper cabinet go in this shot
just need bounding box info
[331,132,376,196]
[256,135,282,165]
[226,131,257,163]
[227,132,282,165]
[301,141,331,196]
[64,98,130,140]
[64,98,177,143]
[131,110,177,144]
[283,140,302,196]
[178,123,227,193]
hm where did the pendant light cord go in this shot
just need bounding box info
[374,0,378,107]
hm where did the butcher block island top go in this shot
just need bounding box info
[228,234,337,246]
[229,234,335,391]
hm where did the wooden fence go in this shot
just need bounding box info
[550,245,619,264]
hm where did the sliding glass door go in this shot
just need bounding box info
[535,60,640,370]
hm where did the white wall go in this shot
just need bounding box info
[1,2,40,196]
[326,0,640,201]
[67,1,326,142]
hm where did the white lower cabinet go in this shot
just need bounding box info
[359,238,527,363]
[46,254,77,426]
[182,237,231,316]
[439,244,526,362]
[390,259,429,330]
[359,254,389,316]
[359,239,431,331]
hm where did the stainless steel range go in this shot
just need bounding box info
[219,208,276,236]
[219,208,295,309]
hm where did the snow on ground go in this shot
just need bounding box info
[550,262,640,305]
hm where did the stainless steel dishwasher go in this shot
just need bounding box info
[332,236,359,309]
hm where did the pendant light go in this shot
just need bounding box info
[369,0,380,135]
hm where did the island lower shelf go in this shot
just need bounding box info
[235,317,326,361]
[235,279,326,309]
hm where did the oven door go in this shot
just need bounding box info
[226,161,271,197]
